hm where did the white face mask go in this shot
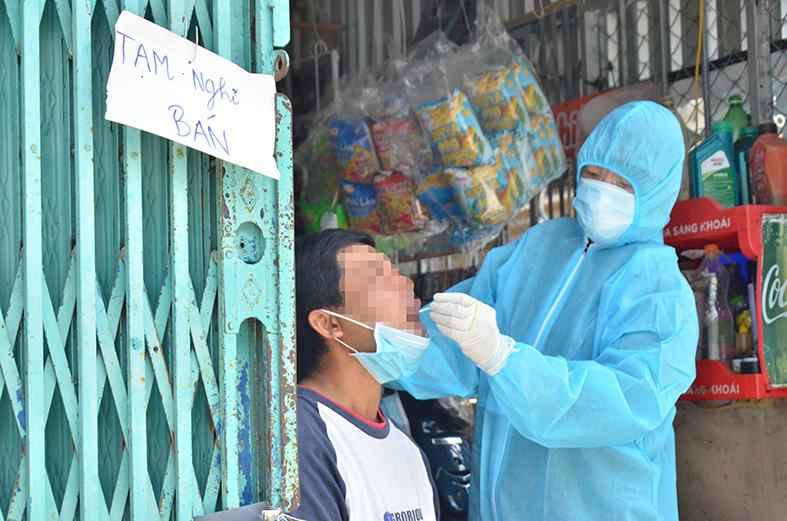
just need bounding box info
[320,309,430,384]
[573,177,636,244]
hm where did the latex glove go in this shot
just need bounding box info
[429,292,517,375]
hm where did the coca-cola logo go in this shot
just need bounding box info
[762,263,787,324]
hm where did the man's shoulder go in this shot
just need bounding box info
[296,387,339,454]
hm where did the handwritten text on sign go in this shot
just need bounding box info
[105,11,279,179]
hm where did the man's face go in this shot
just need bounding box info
[337,244,421,335]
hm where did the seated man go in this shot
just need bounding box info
[292,229,439,521]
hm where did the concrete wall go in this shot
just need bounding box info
[675,399,787,520]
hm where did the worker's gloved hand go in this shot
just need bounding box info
[429,292,517,375]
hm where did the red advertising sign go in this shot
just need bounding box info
[551,91,604,160]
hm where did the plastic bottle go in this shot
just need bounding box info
[662,96,692,201]
[696,244,735,366]
[733,125,758,204]
[736,324,753,358]
[690,121,739,208]
[750,122,787,205]
[723,94,749,143]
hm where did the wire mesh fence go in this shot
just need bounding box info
[507,0,787,142]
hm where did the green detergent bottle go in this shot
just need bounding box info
[733,125,758,205]
[690,120,739,208]
[724,94,749,143]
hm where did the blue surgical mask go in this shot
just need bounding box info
[320,309,430,384]
[573,177,636,244]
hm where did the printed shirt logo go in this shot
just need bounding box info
[384,508,424,521]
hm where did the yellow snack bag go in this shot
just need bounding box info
[417,89,495,168]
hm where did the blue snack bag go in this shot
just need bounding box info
[340,179,383,235]
[329,119,380,184]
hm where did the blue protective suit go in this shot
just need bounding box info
[387,101,699,521]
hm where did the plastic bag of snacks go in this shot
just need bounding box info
[364,60,436,175]
[415,168,465,222]
[340,179,383,235]
[417,89,496,168]
[469,6,567,185]
[371,115,434,173]
[446,164,511,229]
[295,6,569,256]
[464,66,529,137]
[328,118,380,184]
[373,171,429,234]
[491,130,539,206]
[507,56,565,182]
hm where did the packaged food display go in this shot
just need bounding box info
[416,168,465,222]
[464,67,528,137]
[446,165,511,229]
[417,89,496,168]
[371,116,434,173]
[328,119,380,184]
[340,179,383,235]
[374,171,429,234]
[296,6,568,255]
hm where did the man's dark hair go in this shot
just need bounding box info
[295,229,376,380]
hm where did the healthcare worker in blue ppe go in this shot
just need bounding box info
[384,101,699,520]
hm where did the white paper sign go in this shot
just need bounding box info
[105,11,280,179]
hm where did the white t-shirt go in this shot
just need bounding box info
[292,386,439,521]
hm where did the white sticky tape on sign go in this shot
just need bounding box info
[105,10,280,180]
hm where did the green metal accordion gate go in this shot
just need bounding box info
[0,0,298,519]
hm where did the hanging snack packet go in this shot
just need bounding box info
[491,130,539,206]
[507,56,567,182]
[417,89,495,168]
[507,56,547,117]
[415,168,464,222]
[340,179,383,235]
[446,165,511,229]
[328,119,380,184]
[370,116,434,173]
[373,171,429,234]
[464,67,528,137]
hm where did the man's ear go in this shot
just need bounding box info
[308,309,344,341]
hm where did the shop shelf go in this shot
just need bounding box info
[679,360,787,401]
[664,197,787,260]
[666,198,787,401]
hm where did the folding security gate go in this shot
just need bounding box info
[0,0,297,519]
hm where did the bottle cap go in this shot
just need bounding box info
[729,94,743,103]
[731,295,744,307]
[741,125,758,138]
[712,121,734,133]
[739,324,749,334]
[757,122,778,135]
[704,243,720,252]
